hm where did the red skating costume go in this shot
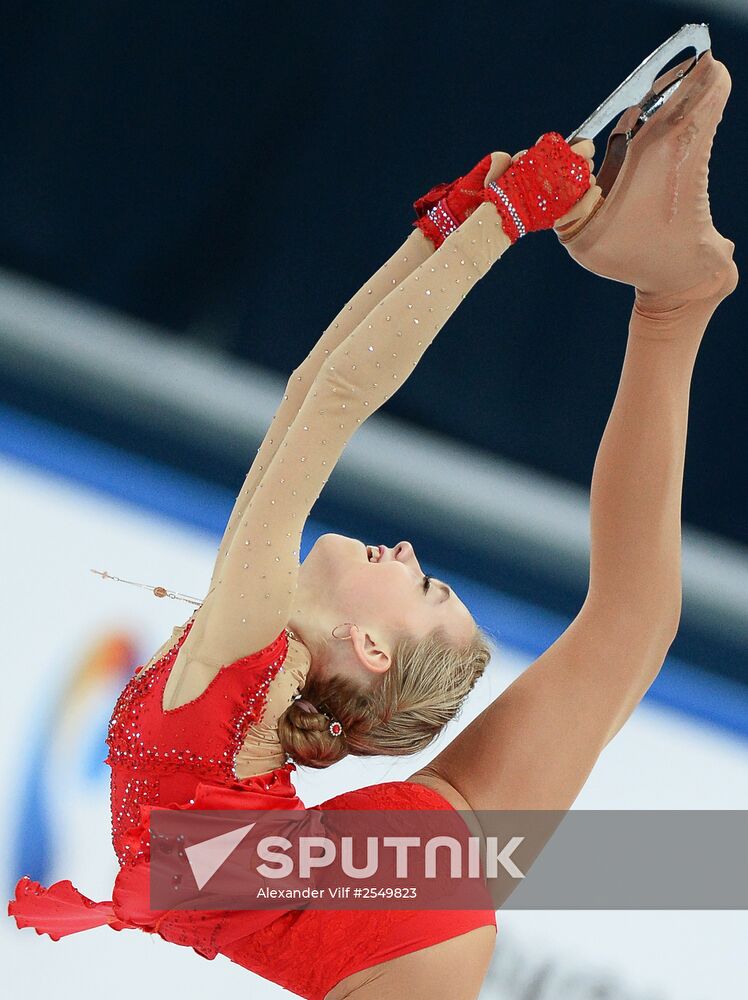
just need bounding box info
[9,620,497,1000]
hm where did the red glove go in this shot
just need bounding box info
[481,132,591,244]
[412,153,493,249]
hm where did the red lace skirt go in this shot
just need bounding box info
[219,780,497,1000]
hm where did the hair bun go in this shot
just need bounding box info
[278,697,348,769]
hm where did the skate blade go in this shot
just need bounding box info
[566,22,711,144]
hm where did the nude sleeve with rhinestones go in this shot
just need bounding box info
[185,202,512,669]
[201,228,435,599]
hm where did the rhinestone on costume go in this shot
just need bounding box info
[426,200,458,241]
[487,180,526,239]
[105,620,291,868]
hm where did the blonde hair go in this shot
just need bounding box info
[277,624,491,769]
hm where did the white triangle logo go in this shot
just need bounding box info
[185,822,257,890]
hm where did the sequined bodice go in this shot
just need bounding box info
[105,618,290,867]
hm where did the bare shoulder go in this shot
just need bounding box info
[406,767,475,812]
[324,925,496,1000]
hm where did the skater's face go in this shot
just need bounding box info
[299,533,475,664]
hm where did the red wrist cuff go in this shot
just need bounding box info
[481,132,590,243]
[413,198,460,248]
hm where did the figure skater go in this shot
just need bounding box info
[9,48,738,1000]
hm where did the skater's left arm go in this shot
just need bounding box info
[204,148,521,594]
[204,227,434,596]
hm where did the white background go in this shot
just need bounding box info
[2,454,747,999]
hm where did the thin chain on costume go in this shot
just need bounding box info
[90,568,206,606]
